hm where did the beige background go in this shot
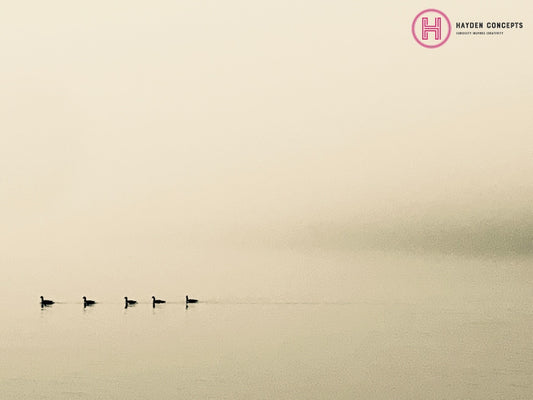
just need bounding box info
[0,1,531,299]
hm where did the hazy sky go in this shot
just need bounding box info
[0,0,532,286]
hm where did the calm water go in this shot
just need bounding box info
[1,251,532,399]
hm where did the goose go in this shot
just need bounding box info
[40,296,54,306]
[124,297,137,306]
[83,296,96,307]
[185,295,198,304]
[152,296,166,305]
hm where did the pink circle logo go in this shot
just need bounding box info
[412,9,451,48]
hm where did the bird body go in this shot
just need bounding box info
[152,296,166,304]
[186,295,198,304]
[124,297,137,305]
[83,296,96,306]
[40,296,54,306]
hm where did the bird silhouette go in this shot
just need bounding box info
[40,296,54,306]
[83,296,96,307]
[124,297,137,308]
[152,296,166,306]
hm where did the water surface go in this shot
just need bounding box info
[1,252,531,399]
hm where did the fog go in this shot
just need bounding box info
[0,1,531,301]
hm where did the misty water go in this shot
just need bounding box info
[2,1,532,398]
[1,250,531,400]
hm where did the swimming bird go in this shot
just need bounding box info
[124,297,137,306]
[40,296,54,306]
[83,296,96,307]
[185,295,198,304]
[152,296,166,305]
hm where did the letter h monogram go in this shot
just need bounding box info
[422,17,441,40]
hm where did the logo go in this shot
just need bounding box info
[412,9,451,48]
